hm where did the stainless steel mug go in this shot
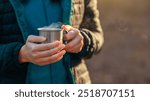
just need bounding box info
[38,27,63,43]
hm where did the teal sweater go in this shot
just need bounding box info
[9,0,74,84]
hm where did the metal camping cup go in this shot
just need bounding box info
[38,28,63,43]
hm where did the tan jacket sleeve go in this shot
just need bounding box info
[78,0,104,59]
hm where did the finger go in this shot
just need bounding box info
[38,56,64,66]
[61,25,74,32]
[63,29,80,40]
[32,41,61,52]
[27,35,46,43]
[32,44,65,58]
[35,50,66,63]
[65,36,83,50]
[67,44,82,53]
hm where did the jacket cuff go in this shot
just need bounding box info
[76,29,94,58]
[13,43,28,68]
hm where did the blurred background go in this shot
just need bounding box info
[87,0,150,83]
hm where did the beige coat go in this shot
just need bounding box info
[70,0,104,84]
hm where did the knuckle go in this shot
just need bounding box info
[31,46,36,52]
[46,44,50,48]
[55,48,61,52]
[27,36,31,40]
[79,44,83,50]
[49,43,54,49]
[80,41,84,47]
[47,50,51,54]
[79,47,82,51]
[81,35,84,40]
[55,46,61,51]
[74,29,80,35]
[79,35,83,40]
[32,53,37,59]
[68,44,73,48]
[27,35,33,40]
[30,48,34,52]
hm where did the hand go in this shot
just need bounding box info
[62,25,84,53]
[19,35,66,66]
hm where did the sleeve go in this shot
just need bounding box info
[0,42,28,73]
[73,0,104,59]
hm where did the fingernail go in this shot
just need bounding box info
[61,25,66,29]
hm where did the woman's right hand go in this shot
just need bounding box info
[19,35,66,66]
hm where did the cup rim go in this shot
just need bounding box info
[38,27,61,31]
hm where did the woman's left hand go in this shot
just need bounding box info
[62,25,84,53]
